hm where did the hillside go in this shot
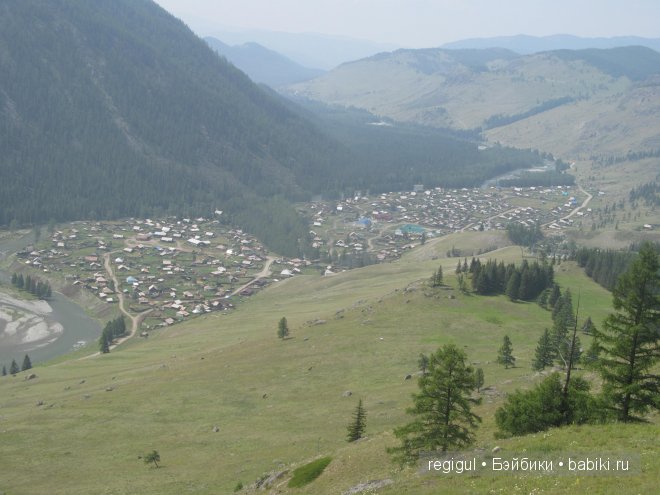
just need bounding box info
[0,236,657,494]
[205,37,324,87]
[0,0,357,254]
[289,46,660,158]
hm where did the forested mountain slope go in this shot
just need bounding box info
[205,37,324,87]
[0,0,347,253]
[0,1,540,254]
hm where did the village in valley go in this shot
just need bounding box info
[13,183,592,339]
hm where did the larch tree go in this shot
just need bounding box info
[346,399,367,442]
[592,242,659,422]
[388,344,481,465]
[497,335,515,369]
[277,317,289,339]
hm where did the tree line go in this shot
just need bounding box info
[99,317,128,353]
[1,355,32,376]
[573,247,635,291]
[456,257,554,301]
[11,272,52,299]
[506,222,543,248]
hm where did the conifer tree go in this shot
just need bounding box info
[389,345,480,464]
[347,399,367,442]
[532,329,554,371]
[21,354,32,371]
[475,368,485,392]
[497,335,515,369]
[593,242,659,422]
[9,359,19,375]
[548,284,561,308]
[417,353,429,375]
[506,271,520,301]
[277,317,289,339]
[2,365,6,376]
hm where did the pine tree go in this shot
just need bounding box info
[475,368,485,392]
[21,354,32,371]
[99,328,111,354]
[581,316,595,335]
[9,359,19,375]
[346,399,367,442]
[455,261,462,275]
[505,271,520,301]
[548,284,561,308]
[277,317,289,339]
[417,353,429,375]
[435,266,443,286]
[532,329,554,371]
[2,365,6,376]
[497,335,515,369]
[388,344,480,465]
[593,242,659,422]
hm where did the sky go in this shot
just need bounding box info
[154,0,660,48]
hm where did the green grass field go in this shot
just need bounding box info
[0,234,657,494]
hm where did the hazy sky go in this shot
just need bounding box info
[154,0,660,47]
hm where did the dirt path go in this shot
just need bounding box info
[562,184,593,221]
[79,252,151,359]
[229,256,275,297]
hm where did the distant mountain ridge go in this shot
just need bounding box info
[442,34,660,54]
[290,45,660,157]
[205,37,324,87]
[203,29,399,70]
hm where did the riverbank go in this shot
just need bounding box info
[0,232,102,365]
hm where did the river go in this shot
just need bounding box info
[481,160,555,188]
[0,232,101,365]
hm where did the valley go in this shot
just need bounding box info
[0,1,659,494]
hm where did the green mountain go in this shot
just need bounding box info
[289,46,660,158]
[0,0,354,254]
[205,37,324,87]
[0,0,544,255]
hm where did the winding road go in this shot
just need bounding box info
[229,256,275,297]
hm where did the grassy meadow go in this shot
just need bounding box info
[0,233,657,494]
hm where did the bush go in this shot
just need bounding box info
[495,373,596,437]
[287,456,332,488]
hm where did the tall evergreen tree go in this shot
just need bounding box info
[388,345,480,464]
[532,329,554,371]
[418,353,429,375]
[505,271,521,301]
[9,359,19,375]
[474,368,485,393]
[548,284,561,308]
[99,329,111,354]
[2,365,6,376]
[21,354,32,371]
[593,242,659,422]
[346,399,367,442]
[277,317,289,339]
[497,335,515,369]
